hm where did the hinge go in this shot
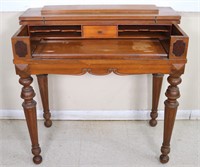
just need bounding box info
[42,17,46,24]
[154,16,157,23]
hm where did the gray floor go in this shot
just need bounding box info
[0,120,199,167]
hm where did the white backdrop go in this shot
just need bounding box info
[1,0,200,12]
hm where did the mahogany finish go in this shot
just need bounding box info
[11,5,189,164]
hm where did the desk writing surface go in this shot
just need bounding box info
[32,39,167,59]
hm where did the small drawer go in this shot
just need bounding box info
[83,26,117,38]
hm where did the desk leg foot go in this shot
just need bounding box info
[32,148,42,164]
[37,74,52,128]
[44,120,52,128]
[160,146,169,163]
[149,74,163,127]
[160,74,181,163]
[19,76,42,164]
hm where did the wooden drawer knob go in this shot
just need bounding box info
[97,30,103,34]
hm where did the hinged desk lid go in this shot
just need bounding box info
[41,5,159,15]
[19,5,181,25]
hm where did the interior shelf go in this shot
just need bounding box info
[30,25,82,38]
[118,25,171,39]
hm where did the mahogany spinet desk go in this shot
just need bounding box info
[11,5,189,164]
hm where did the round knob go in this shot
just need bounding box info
[97,30,103,34]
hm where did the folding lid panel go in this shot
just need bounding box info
[41,5,159,15]
[19,5,181,24]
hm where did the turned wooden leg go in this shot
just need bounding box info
[160,74,182,163]
[37,74,52,127]
[19,76,42,164]
[149,74,164,127]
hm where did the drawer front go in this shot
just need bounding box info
[83,26,117,38]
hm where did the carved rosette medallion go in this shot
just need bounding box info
[15,41,28,57]
[172,40,185,57]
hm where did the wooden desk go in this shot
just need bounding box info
[12,5,189,164]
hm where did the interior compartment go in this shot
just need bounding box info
[17,26,29,36]
[171,24,185,36]
[118,25,171,39]
[29,25,82,38]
